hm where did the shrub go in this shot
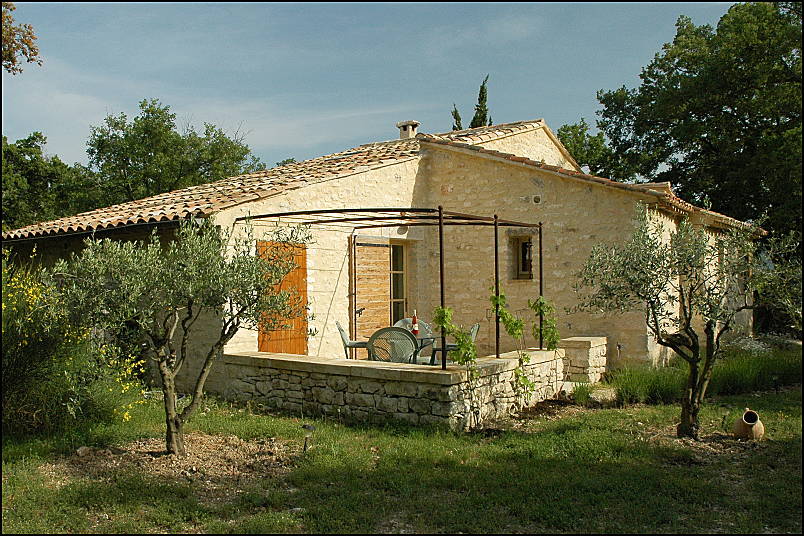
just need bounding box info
[573,382,593,407]
[1,253,143,435]
[610,367,684,406]
[611,342,801,407]
[707,344,801,396]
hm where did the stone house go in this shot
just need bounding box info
[3,118,751,369]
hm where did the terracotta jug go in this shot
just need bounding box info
[733,408,765,440]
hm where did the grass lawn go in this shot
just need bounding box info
[3,386,801,534]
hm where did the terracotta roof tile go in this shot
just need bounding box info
[433,119,544,144]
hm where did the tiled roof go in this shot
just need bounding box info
[416,135,753,231]
[2,138,420,240]
[2,118,751,240]
[432,119,544,144]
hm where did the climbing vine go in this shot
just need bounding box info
[527,296,561,351]
[490,290,561,408]
[432,306,480,429]
[432,306,478,373]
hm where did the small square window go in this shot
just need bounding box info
[514,237,533,279]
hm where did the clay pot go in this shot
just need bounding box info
[733,408,765,440]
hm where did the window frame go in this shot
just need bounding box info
[389,242,408,323]
[514,236,534,280]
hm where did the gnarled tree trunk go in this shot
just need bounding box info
[677,361,701,439]
[158,357,186,456]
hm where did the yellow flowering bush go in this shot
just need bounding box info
[2,252,145,435]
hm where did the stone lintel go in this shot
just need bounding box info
[506,227,541,237]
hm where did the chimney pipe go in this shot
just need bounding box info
[396,120,420,139]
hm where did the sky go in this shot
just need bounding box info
[2,2,734,167]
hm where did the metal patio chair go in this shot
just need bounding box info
[393,317,436,363]
[335,320,367,359]
[367,327,418,363]
[432,322,481,365]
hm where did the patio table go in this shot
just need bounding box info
[363,332,436,365]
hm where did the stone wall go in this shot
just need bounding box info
[474,125,580,171]
[202,349,567,431]
[558,337,607,382]
[215,157,423,359]
[416,143,656,366]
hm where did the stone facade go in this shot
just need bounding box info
[202,349,568,430]
[473,125,579,171]
[211,132,669,366]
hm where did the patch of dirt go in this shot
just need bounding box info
[512,399,588,424]
[38,431,300,505]
[375,515,417,534]
[639,422,774,465]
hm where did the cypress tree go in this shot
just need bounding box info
[469,75,491,128]
[449,75,493,130]
[451,103,463,131]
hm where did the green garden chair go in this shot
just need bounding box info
[335,320,367,359]
[367,327,418,363]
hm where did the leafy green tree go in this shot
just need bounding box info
[1,2,41,75]
[2,133,97,230]
[275,158,296,167]
[52,219,310,455]
[596,2,802,239]
[87,98,265,206]
[556,119,637,181]
[573,205,801,439]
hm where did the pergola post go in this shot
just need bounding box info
[539,222,544,350]
[494,214,500,358]
[438,205,447,370]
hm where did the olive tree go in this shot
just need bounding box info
[53,218,310,455]
[573,205,800,439]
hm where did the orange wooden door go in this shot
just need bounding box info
[353,240,391,358]
[258,242,308,354]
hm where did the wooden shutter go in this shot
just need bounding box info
[353,240,391,358]
[257,242,308,355]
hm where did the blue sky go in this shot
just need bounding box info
[2,2,733,167]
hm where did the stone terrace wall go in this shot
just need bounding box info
[204,350,567,431]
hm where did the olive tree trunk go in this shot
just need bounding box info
[158,357,186,456]
[676,321,719,439]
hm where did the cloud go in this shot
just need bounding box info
[415,10,544,63]
[185,98,426,148]
[2,57,436,166]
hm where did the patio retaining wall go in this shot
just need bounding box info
[197,341,601,430]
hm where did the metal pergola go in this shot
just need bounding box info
[235,207,543,370]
